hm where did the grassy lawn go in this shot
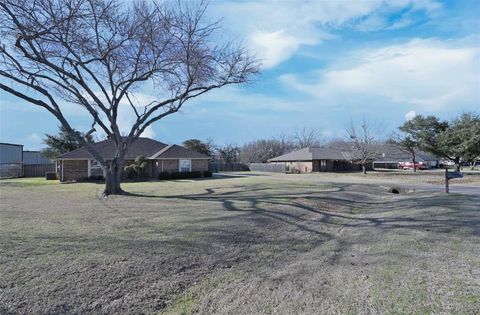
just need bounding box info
[1,173,479,314]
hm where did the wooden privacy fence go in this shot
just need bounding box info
[0,163,23,178]
[23,164,55,177]
[249,163,286,173]
[208,162,250,172]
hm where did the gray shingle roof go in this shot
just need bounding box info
[268,144,440,163]
[151,144,210,159]
[57,138,209,160]
[269,147,348,162]
[375,144,439,162]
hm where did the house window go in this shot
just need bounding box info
[90,160,103,176]
[179,159,191,172]
[320,160,327,171]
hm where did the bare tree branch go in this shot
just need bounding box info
[0,0,258,194]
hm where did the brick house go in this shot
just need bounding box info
[56,137,210,182]
[268,147,367,173]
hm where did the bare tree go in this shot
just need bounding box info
[216,143,240,163]
[240,138,294,163]
[344,119,381,174]
[0,0,258,195]
[293,127,322,149]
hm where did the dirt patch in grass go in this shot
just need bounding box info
[1,174,479,314]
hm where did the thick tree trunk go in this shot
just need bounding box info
[103,157,124,196]
[362,163,367,174]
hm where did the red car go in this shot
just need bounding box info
[398,161,426,170]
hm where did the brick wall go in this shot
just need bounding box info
[192,159,208,172]
[62,159,210,181]
[154,159,208,174]
[286,161,313,173]
[62,160,88,181]
[158,160,179,173]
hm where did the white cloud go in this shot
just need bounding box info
[405,110,416,121]
[21,132,44,149]
[250,30,303,69]
[212,0,442,68]
[28,133,42,144]
[280,38,480,110]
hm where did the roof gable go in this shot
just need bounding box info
[150,144,210,159]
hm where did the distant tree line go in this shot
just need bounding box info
[182,127,323,164]
[182,112,480,173]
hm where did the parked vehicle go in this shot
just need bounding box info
[398,161,426,170]
[440,160,455,167]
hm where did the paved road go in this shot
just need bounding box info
[220,172,480,197]
[402,183,480,196]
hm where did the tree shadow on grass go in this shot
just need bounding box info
[4,181,479,314]
[149,183,480,236]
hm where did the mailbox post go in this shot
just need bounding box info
[445,169,463,193]
[445,169,449,193]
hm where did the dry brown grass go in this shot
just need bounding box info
[1,174,479,314]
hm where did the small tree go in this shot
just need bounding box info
[124,155,148,179]
[41,126,95,159]
[182,139,214,157]
[217,144,240,163]
[437,112,480,171]
[344,119,380,174]
[391,124,422,172]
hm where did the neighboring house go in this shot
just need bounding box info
[268,147,366,173]
[0,142,23,178]
[23,150,53,165]
[56,137,210,182]
[374,144,439,169]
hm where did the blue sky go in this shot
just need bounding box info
[1,0,479,150]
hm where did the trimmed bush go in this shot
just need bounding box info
[88,175,104,181]
[124,164,136,179]
[190,171,202,178]
[45,172,57,180]
[170,171,187,179]
[158,172,171,180]
[203,170,212,177]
